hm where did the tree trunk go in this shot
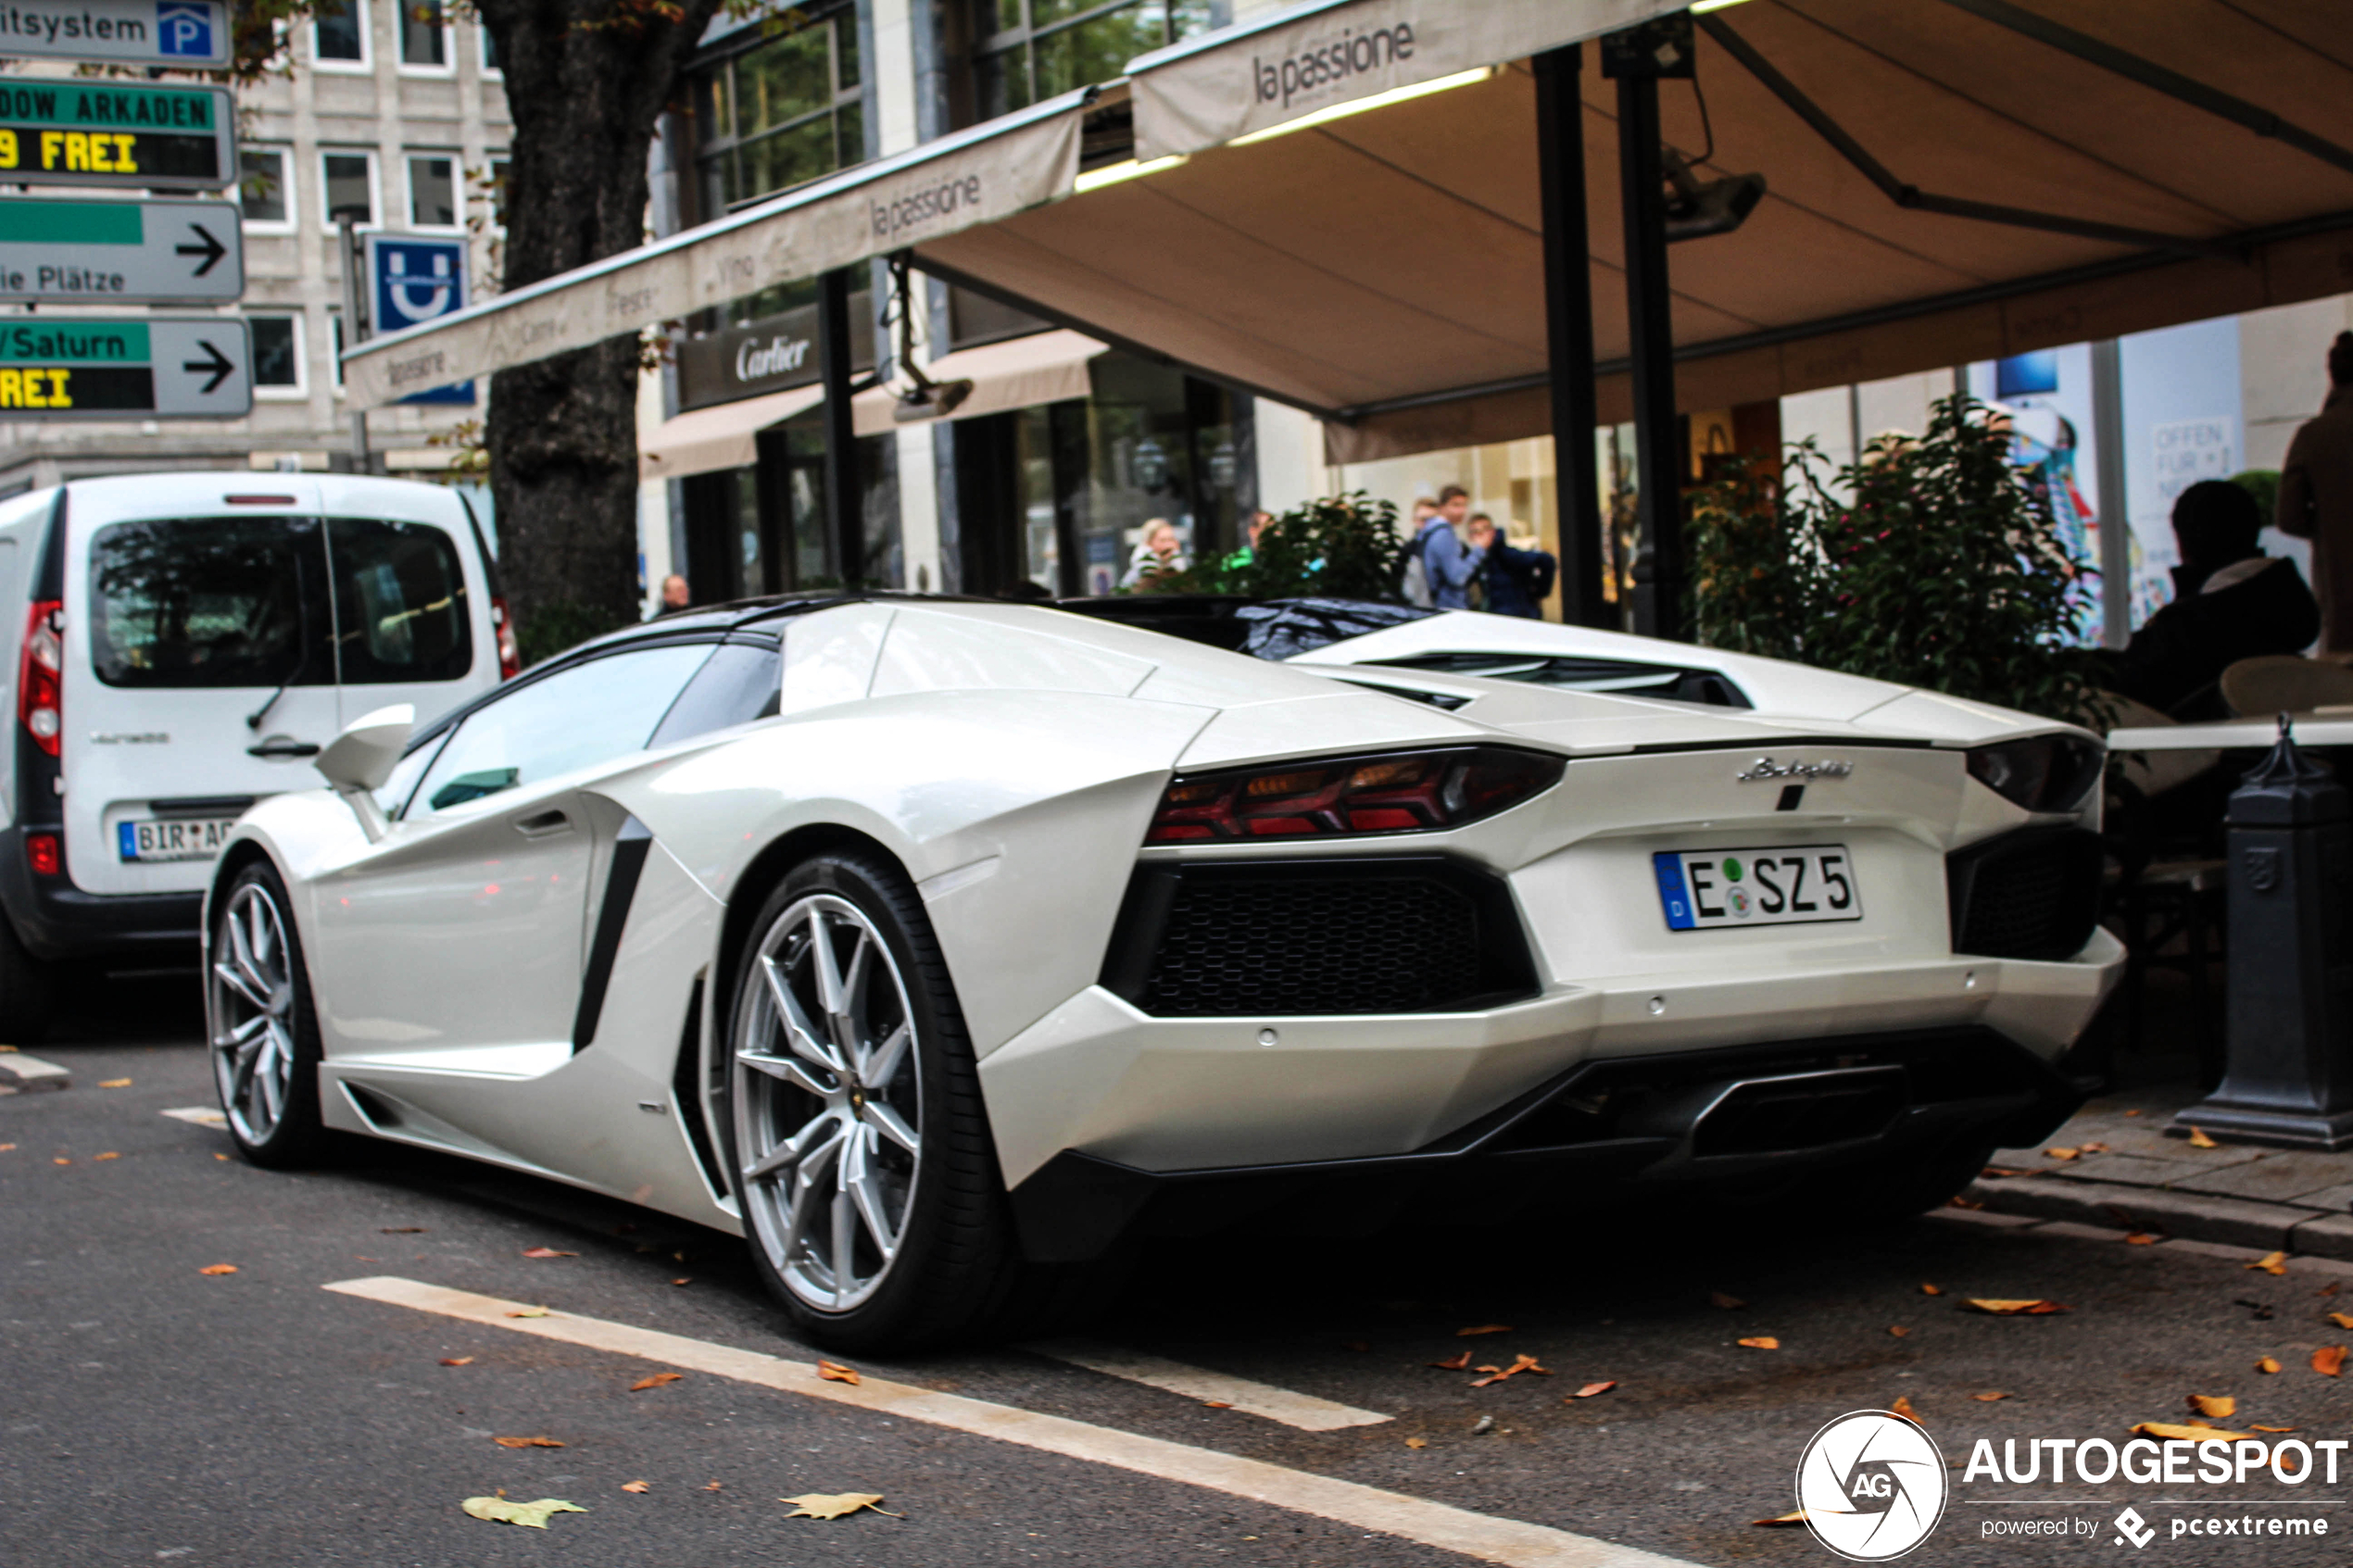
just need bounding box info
[474,0,720,662]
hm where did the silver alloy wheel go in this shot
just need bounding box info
[733,893,922,1313]
[208,882,297,1144]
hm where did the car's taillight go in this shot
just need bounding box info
[25,831,59,876]
[19,598,61,757]
[491,595,521,680]
[1146,746,1565,843]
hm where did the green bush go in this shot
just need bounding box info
[1137,491,1404,601]
[1690,394,2106,726]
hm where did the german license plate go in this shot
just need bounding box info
[117,817,237,863]
[1653,845,1861,931]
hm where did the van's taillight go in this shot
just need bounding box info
[491,595,521,680]
[19,599,62,757]
[24,831,59,877]
[1145,746,1565,843]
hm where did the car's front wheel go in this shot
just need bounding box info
[724,850,1030,1350]
[206,860,327,1168]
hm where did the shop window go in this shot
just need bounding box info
[688,6,866,219]
[971,0,1209,121]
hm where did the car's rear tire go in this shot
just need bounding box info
[206,860,328,1169]
[1810,1138,1997,1225]
[0,909,55,1042]
[723,849,1055,1351]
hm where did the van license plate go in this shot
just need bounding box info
[118,817,237,863]
[1653,845,1861,930]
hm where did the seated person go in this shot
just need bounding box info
[2105,480,2321,716]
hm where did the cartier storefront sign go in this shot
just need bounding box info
[675,290,872,412]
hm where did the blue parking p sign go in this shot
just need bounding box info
[363,233,473,406]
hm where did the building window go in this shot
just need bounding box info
[688,6,864,218]
[399,0,448,68]
[250,315,304,395]
[238,147,292,230]
[321,150,376,227]
[973,0,1205,120]
[314,0,367,66]
[408,154,459,227]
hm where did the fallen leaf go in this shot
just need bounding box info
[1963,1298,2070,1315]
[816,1360,861,1386]
[1980,1166,2027,1178]
[2080,1141,2109,1153]
[382,1226,426,1234]
[2189,1394,2236,1419]
[2314,1345,2347,1378]
[2328,1312,2353,1330]
[1468,1353,1550,1386]
[493,1436,564,1449]
[1946,1195,1985,1210]
[1404,1436,1428,1449]
[1455,1324,1512,1336]
[671,1277,692,1287]
[461,1496,585,1530]
[2259,1357,2282,1374]
[1201,1400,1232,1409]
[440,1357,475,1367]
[2252,1424,2298,1433]
[2125,1108,2143,1116]
[1920,1284,1944,1297]
[1972,1392,2010,1402]
[1738,1336,1780,1349]
[1340,1340,1370,1352]
[52,1157,68,1165]
[703,1481,723,1492]
[94,1151,119,1160]
[1752,1511,1809,1526]
[622,1481,649,1494]
[2248,1251,2288,1275]
[2188,1126,2219,1148]
[2134,1421,2254,1441]
[631,1372,684,1392]
[97,1078,131,1088]
[1888,1325,1910,1337]
[506,1308,548,1319]
[1709,1291,1746,1310]
[213,1153,229,1160]
[522,1247,577,1259]
[1427,1351,1472,1371]
[2126,1233,2159,1246]
[1570,1381,1617,1399]
[2326,1282,2344,1298]
[2045,1147,2080,1160]
[1890,1396,1918,1419]
[0,1143,13,1151]
[781,1492,900,1520]
[197,1263,236,1275]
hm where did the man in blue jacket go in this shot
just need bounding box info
[1416,484,1485,609]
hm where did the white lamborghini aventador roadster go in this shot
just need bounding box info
[205,595,2121,1348]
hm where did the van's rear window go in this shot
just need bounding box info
[89,517,330,689]
[330,518,472,684]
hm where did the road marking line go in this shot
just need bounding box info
[0,1052,70,1090]
[1024,1339,1390,1430]
[324,1276,1692,1568]
[161,1106,226,1126]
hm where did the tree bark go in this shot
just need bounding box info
[474,0,721,661]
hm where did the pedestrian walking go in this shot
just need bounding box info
[2276,331,2353,652]
[1468,514,1557,619]
[656,573,691,615]
[1405,485,1484,610]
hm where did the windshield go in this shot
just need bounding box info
[89,516,330,689]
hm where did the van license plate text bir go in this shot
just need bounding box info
[118,816,235,862]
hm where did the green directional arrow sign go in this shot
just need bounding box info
[0,317,248,418]
[0,196,242,302]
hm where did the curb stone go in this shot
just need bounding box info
[0,1053,69,1093]
[1962,1174,2301,1252]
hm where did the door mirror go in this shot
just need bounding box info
[315,704,412,841]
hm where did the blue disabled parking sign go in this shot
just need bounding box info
[363,233,473,405]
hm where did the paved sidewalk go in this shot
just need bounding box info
[1964,1085,2353,1258]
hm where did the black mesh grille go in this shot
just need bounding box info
[1950,829,2102,961]
[1106,859,1537,1018]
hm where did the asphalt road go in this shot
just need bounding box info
[7,981,2351,1568]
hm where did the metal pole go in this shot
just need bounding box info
[2090,338,2132,649]
[1617,72,1684,639]
[815,266,862,584]
[1534,44,1605,629]
[336,216,369,473]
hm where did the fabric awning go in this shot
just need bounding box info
[341,94,1087,409]
[638,382,824,481]
[849,329,1110,436]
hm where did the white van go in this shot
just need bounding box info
[0,473,513,1034]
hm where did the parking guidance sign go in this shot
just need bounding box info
[0,197,241,303]
[0,81,233,189]
[0,317,250,418]
[0,0,229,66]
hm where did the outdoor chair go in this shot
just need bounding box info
[2218,654,2353,718]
